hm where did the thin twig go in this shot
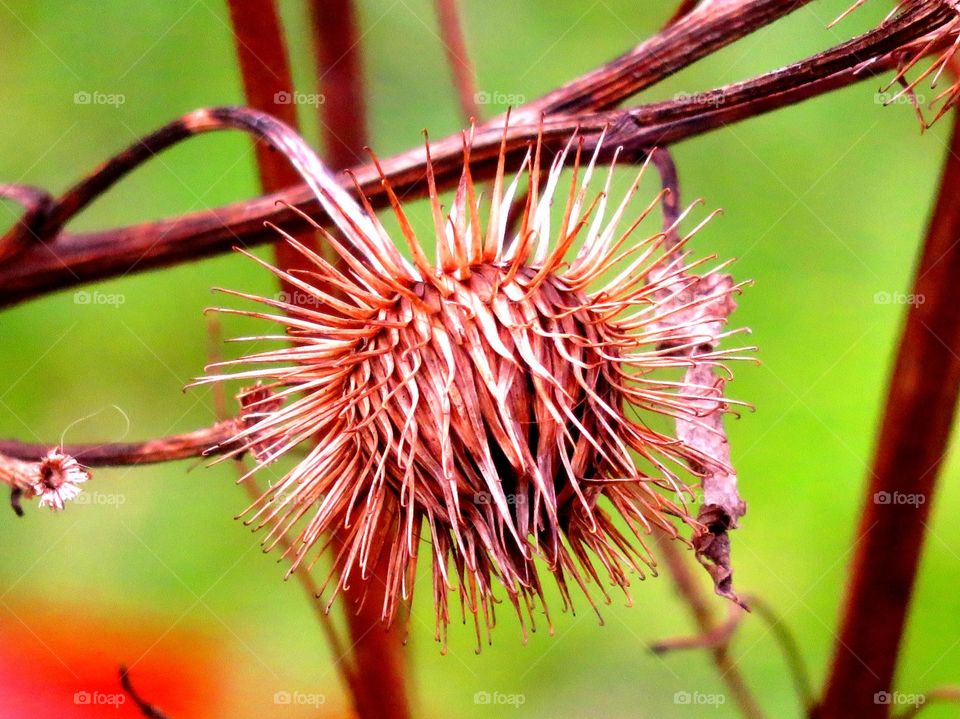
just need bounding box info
[649,148,681,243]
[655,535,765,719]
[747,594,815,711]
[513,0,810,119]
[650,603,743,653]
[433,0,480,120]
[654,537,815,718]
[656,590,815,712]
[896,687,960,718]
[119,666,169,719]
[813,108,960,719]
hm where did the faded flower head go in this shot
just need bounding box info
[33,449,89,510]
[197,126,749,647]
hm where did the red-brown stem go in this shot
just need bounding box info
[813,112,960,718]
[226,1,371,711]
[433,0,480,121]
[226,0,326,273]
[309,0,368,170]
[308,4,413,717]
[335,547,413,719]
[225,0,300,191]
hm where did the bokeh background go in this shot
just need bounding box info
[0,1,957,717]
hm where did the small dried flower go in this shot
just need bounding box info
[33,449,89,510]
[197,124,749,647]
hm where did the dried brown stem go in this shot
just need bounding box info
[649,148,682,243]
[813,107,960,719]
[513,0,809,119]
[8,0,948,308]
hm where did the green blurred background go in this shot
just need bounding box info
[0,1,957,717]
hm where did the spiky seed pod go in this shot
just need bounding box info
[196,125,748,648]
